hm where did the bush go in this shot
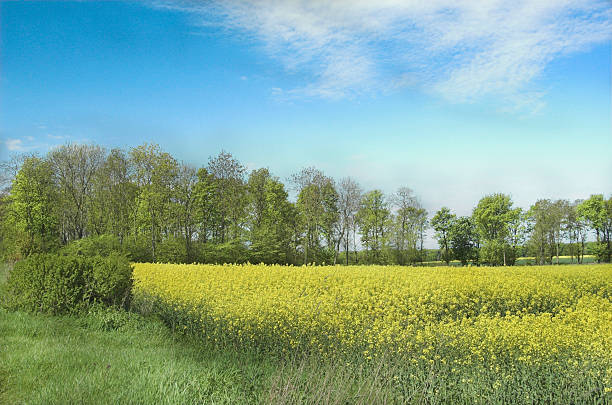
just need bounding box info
[83,304,148,331]
[590,242,612,263]
[5,253,132,314]
[125,234,153,263]
[198,240,249,264]
[479,241,516,266]
[61,234,125,257]
[88,253,133,306]
[156,236,188,263]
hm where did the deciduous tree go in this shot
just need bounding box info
[472,193,514,265]
[49,144,106,241]
[449,216,478,265]
[431,207,455,265]
[357,190,389,264]
[11,156,59,255]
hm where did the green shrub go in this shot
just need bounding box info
[61,234,125,257]
[125,234,153,263]
[83,304,147,331]
[479,241,517,266]
[156,236,188,263]
[87,253,133,306]
[198,240,249,264]
[590,242,612,263]
[5,253,132,314]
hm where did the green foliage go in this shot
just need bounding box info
[479,240,516,266]
[247,170,297,264]
[389,187,428,265]
[193,167,220,242]
[473,193,516,266]
[357,190,390,264]
[61,234,125,257]
[577,195,612,262]
[198,240,249,264]
[155,235,188,263]
[0,141,610,268]
[0,194,20,261]
[473,193,513,242]
[11,156,60,256]
[431,207,455,264]
[130,143,179,262]
[590,242,610,262]
[577,195,607,236]
[6,254,80,313]
[295,171,340,265]
[527,199,572,265]
[88,148,138,242]
[49,144,106,242]
[449,216,478,265]
[5,253,132,313]
[88,253,133,306]
[125,234,154,263]
[206,150,248,243]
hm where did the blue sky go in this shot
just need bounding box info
[1,0,611,225]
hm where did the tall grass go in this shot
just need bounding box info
[0,308,266,404]
[0,307,413,404]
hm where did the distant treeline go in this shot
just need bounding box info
[0,143,610,265]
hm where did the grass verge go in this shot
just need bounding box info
[0,307,280,404]
[0,307,404,404]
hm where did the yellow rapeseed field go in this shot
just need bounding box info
[133,263,612,390]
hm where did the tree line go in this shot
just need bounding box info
[431,194,611,266]
[0,142,610,265]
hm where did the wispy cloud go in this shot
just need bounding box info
[3,135,66,153]
[154,0,611,108]
[5,139,24,152]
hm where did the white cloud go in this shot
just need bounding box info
[3,136,59,153]
[155,0,611,108]
[5,139,24,151]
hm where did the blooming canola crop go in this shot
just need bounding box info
[133,263,612,376]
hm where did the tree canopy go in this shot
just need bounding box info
[1,143,610,265]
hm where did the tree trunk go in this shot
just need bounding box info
[184,224,192,263]
[304,228,308,265]
[353,227,358,264]
[345,226,349,266]
[607,229,611,263]
[151,214,156,262]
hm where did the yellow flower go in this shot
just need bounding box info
[132,262,612,369]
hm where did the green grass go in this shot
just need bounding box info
[0,307,403,404]
[0,308,274,404]
[2,307,609,404]
[0,262,398,404]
